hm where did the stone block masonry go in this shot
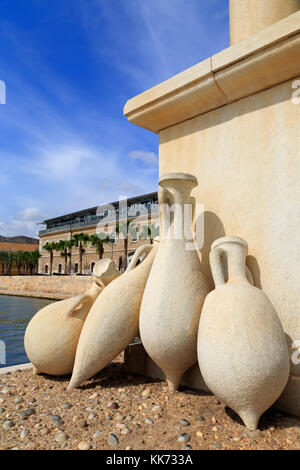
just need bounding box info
[0,276,93,300]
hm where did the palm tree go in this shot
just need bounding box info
[30,250,41,274]
[139,222,160,244]
[14,251,26,275]
[43,242,57,275]
[116,220,134,271]
[89,233,110,260]
[73,233,90,274]
[0,251,8,275]
[56,240,70,274]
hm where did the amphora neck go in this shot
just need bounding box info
[159,173,198,241]
[210,237,249,287]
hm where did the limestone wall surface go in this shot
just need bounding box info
[0,276,93,299]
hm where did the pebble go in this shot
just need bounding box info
[93,430,104,439]
[50,415,64,428]
[107,433,119,447]
[212,426,218,432]
[196,431,203,438]
[152,405,162,414]
[19,408,36,419]
[63,403,73,409]
[178,433,191,443]
[145,418,154,425]
[110,402,119,410]
[78,441,91,450]
[89,393,98,400]
[196,415,205,422]
[40,428,50,436]
[1,386,10,394]
[141,388,151,398]
[88,412,97,420]
[180,419,190,427]
[54,431,69,443]
[3,419,14,430]
[125,446,132,450]
[211,443,223,449]
[0,408,4,414]
[20,428,29,438]
[120,426,132,435]
[233,437,241,442]
[116,423,127,430]
[78,419,88,428]
[211,417,217,424]
[14,397,24,404]
[182,444,192,450]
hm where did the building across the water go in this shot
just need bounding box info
[38,192,159,275]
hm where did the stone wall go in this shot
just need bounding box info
[0,275,94,299]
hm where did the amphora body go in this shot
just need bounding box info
[24,282,102,376]
[139,173,209,392]
[198,237,290,430]
[68,242,158,389]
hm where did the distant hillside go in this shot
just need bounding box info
[0,235,39,245]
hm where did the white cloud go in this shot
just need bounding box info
[16,207,44,221]
[0,207,43,238]
[117,181,142,194]
[128,150,158,166]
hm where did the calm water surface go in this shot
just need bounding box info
[0,295,54,368]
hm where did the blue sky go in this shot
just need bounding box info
[0,0,229,237]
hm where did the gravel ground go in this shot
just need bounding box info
[0,355,299,451]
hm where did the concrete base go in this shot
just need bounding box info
[124,342,211,394]
[0,363,32,375]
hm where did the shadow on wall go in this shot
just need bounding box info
[197,210,262,290]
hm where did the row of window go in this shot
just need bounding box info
[44,257,125,274]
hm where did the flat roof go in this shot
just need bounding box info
[39,191,158,225]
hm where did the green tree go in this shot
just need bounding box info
[116,220,137,271]
[73,233,90,275]
[139,222,160,244]
[56,240,73,274]
[29,250,41,274]
[43,242,57,275]
[89,233,110,261]
[14,251,26,275]
[0,251,8,275]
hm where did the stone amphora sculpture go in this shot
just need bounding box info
[93,258,121,286]
[24,282,102,376]
[197,236,290,430]
[139,173,210,393]
[68,242,158,389]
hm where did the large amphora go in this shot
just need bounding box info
[24,282,102,376]
[197,236,290,430]
[139,173,210,393]
[68,242,158,389]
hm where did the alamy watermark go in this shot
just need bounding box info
[0,80,6,104]
[291,80,300,104]
[291,340,300,365]
[0,340,6,365]
[95,197,205,251]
